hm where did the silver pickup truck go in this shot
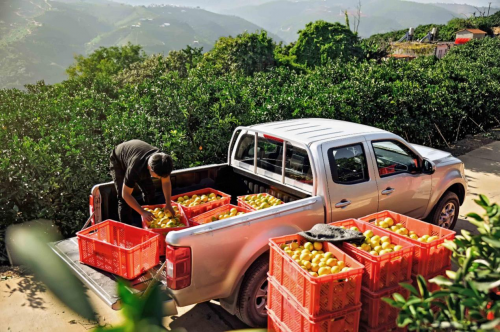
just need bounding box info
[51,118,467,327]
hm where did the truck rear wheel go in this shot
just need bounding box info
[236,255,268,327]
[428,191,460,230]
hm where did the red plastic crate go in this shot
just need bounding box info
[269,234,364,318]
[77,220,159,279]
[411,265,451,293]
[268,308,287,332]
[237,193,284,211]
[329,219,414,292]
[267,280,361,332]
[360,284,410,328]
[171,188,231,219]
[142,202,190,256]
[189,204,251,225]
[360,322,407,332]
[359,211,455,276]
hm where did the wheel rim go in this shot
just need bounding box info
[254,278,268,317]
[439,202,456,228]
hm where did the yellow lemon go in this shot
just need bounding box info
[393,245,403,252]
[326,258,338,267]
[304,242,314,251]
[384,217,394,226]
[331,266,341,274]
[370,251,379,256]
[311,263,319,272]
[381,236,391,243]
[318,267,331,276]
[313,242,323,251]
[337,261,345,270]
[363,230,374,238]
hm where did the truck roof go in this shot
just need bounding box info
[248,118,388,145]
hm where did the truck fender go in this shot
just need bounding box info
[424,169,466,218]
[219,224,302,315]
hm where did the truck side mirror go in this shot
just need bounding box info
[422,158,436,175]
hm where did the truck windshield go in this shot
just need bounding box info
[234,133,313,189]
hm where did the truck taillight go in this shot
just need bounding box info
[166,245,191,290]
[89,195,94,225]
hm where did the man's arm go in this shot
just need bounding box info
[162,176,176,216]
[122,185,154,222]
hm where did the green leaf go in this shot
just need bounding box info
[400,282,419,297]
[382,297,399,307]
[481,318,500,330]
[479,194,490,206]
[466,212,484,221]
[445,270,457,279]
[417,275,430,297]
[7,223,96,321]
[482,236,500,248]
[430,276,453,287]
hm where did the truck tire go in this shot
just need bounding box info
[236,255,269,327]
[428,191,460,230]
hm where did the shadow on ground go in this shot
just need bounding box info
[460,142,500,176]
[4,275,47,309]
[167,301,249,332]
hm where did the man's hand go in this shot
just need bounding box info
[141,210,155,223]
[165,203,176,217]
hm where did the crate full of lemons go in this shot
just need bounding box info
[238,193,283,211]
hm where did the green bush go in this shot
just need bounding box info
[1,36,500,264]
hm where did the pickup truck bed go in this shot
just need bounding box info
[50,237,170,311]
[51,163,316,310]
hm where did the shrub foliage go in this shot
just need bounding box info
[1,21,500,263]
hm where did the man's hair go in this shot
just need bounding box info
[149,153,173,177]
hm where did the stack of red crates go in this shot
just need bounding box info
[358,211,455,294]
[268,233,365,332]
[329,219,415,332]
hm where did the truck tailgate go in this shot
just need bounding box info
[49,237,166,309]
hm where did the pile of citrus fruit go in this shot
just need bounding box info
[375,217,439,243]
[144,206,185,229]
[210,208,246,222]
[243,194,282,210]
[176,193,223,207]
[280,241,351,277]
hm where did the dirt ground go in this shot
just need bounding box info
[1,130,499,332]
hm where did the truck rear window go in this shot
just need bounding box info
[234,134,313,189]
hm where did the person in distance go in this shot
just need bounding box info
[109,140,175,227]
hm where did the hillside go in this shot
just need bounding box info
[224,0,457,42]
[0,0,272,89]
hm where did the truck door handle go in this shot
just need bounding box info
[335,200,351,209]
[381,187,395,195]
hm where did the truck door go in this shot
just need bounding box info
[321,137,379,222]
[367,137,432,218]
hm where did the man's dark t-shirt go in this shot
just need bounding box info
[112,140,158,188]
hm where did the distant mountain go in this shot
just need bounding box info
[223,0,457,42]
[0,0,274,89]
[407,0,499,7]
[107,0,274,12]
[431,3,499,17]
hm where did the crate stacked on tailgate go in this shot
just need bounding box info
[77,220,159,279]
[268,233,364,332]
[189,204,250,226]
[142,202,189,256]
[171,188,231,219]
[237,193,284,211]
[359,211,455,285]
[328,219,415,331]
